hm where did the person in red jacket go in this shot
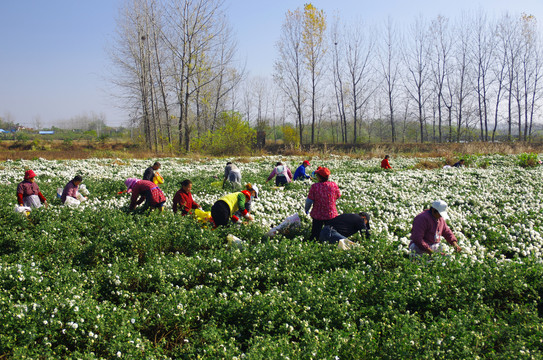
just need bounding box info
[125,178,166,211]
[381,155,392,169]
[17,170,47,208]
[173,179,202,215]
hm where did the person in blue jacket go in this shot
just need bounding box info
[293,160,311,181]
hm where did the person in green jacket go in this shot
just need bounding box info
[211,188,256,227]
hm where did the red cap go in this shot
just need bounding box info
[303,160,311,166]
[24,170,36,180]
[315,167,330,178]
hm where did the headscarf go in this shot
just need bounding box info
[315,166,330,179]
[124,178,140,193]
[24,170,36,180]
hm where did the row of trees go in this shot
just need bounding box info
[112,1,543,151]
[271,8,543,144]
[111,0,241,151]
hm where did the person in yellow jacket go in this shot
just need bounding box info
[211,189,256,227]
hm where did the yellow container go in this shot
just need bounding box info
[195,209,212,222]
[153,173,164,185]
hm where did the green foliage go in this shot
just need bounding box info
[282,124,300,146]
[192,111,256,155]
[2,156,543,358]
[518,152,540,168]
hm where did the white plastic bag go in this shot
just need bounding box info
[64,196,81,207]
[338,239,358,250]
[227,234,244,250]
[267,213,301,237]
[56,188,63,198]
[76,192,87,202]
[79,184,90,196]
[14,205,31,216]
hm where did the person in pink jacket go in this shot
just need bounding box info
[305,167,341,241]
[409,200,462,255]
[266,162,293,186]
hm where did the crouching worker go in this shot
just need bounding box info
[409,200,462,256]
[319,212,371,244]
[211,187,257,227]
[61,175,87,204]
[17,170,47,208]
[173,179,201,215]
[125,178,166,212]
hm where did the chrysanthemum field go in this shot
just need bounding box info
[1,155,543,359]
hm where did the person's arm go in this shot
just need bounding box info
[306,185,315,214]
[335,184,341,200]
[442,221,461,252]
[135,195,145,206]
[305,198,314,214]
[191,199,200,210]
[172,192,180,213]
[129,191,139,210]
[287,167,293,181]
[17,193,24,206]
[38,192,47,203]
[411,215,432,254]
[234,193,252,221]
[303,167,310,179]
[266,169,276,182]
[223,167,229,185]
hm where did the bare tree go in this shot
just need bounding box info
[330,17,347,143]
[378,17,402,143]
[454,14,474,142]
[275,8,306,144]
[344,19,375,144]
[403,16,431,143]
[301,3,327,144]
[429,15,452,142]
[472,11,496,141]
[165,0,230,151]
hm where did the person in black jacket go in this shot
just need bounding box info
[319,212,371,244]
[143,162,161,181]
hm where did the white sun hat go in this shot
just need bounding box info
[431,200,449,220]
[251,184,259,199]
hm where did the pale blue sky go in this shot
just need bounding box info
[1,0,542,127]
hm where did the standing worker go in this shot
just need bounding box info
[305,167,341,241]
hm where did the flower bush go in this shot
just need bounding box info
[1,155,543,358]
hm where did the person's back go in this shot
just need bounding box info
[326,213,366,238]
[143,166,155,181]
[308,181,341,220]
